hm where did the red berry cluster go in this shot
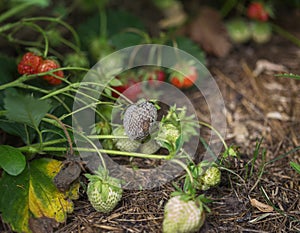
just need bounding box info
[111,69,167,102]
[247,2,269,21]
[111,64,198,101]
[18,52,64,85]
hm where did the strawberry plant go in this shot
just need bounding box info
[0,1,229,232]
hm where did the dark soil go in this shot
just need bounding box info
[1,5,300,233]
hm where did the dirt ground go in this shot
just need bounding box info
[1,6,300,233]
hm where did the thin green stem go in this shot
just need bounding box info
[24,124,30,145]
[171,159,194,184]
[19,144,171,160]
[16,83,72,113]
[22,17,80,48]
[198,121,228,150]
[57,92,105,122]
[102,149,171,160]
[123,28,151,43]
[87,135,128,139]
[0,75,35,90]
[22,22,49,57]
[4,33,63,59]
[99,9,107,38]
[19,138,67,152]
[79,81,133,105]
[0,22,21,33]
[40,82,79,100]
[0,2,32,23]
[59,36,80,53]
[219,166,246,185]
[271,23,300,48]
[75,132,107,170]
[46,113,74,154]
[34,126,43,149]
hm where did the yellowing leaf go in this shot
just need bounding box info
[0,158,77,233]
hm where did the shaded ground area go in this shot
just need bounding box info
[1,8,300,233]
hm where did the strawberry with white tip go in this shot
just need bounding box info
[163,195,205,233]
[85,167,123,213]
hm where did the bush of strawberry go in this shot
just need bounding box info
[0,1,240,233]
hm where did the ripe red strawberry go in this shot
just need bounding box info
[148,69,166,86]
[169,65,198,89]
[247,2,269,21]
[18,52,43,75]
[37,59,64,85]
[112,79,142,101]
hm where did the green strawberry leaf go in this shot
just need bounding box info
[0,54,17,86]
[4,89,52,129]
[0,158,76,233]
[0,54,17,110]
[109,78,123,87]
[77,9,145,52]
[0,120,36,144]
[110,32,144,50]
[107,9,145,36]
[170,36,206,65]
[0,145,26,176]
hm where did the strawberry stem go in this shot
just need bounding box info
[46,113,74,155]
[171,159,194,184]
[0,75,36,90]
[198,121,228,151]
[22,17,81,49]
[271,23,300,47]
[0,2,32,23]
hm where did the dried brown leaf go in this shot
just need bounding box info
[186,7,232,57]
[250,198,274,212]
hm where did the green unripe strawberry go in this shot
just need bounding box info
[90,37,113,61]
[197,166,221,191]
[85,168,123,213]
[139,140,161,154]
[163,196,205,233]
[46,29,62,47]
[64,52,89,68]
[113,126,140,152]
[156,123,180,151]
[251,22,272,44]
[226,18,251,44]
